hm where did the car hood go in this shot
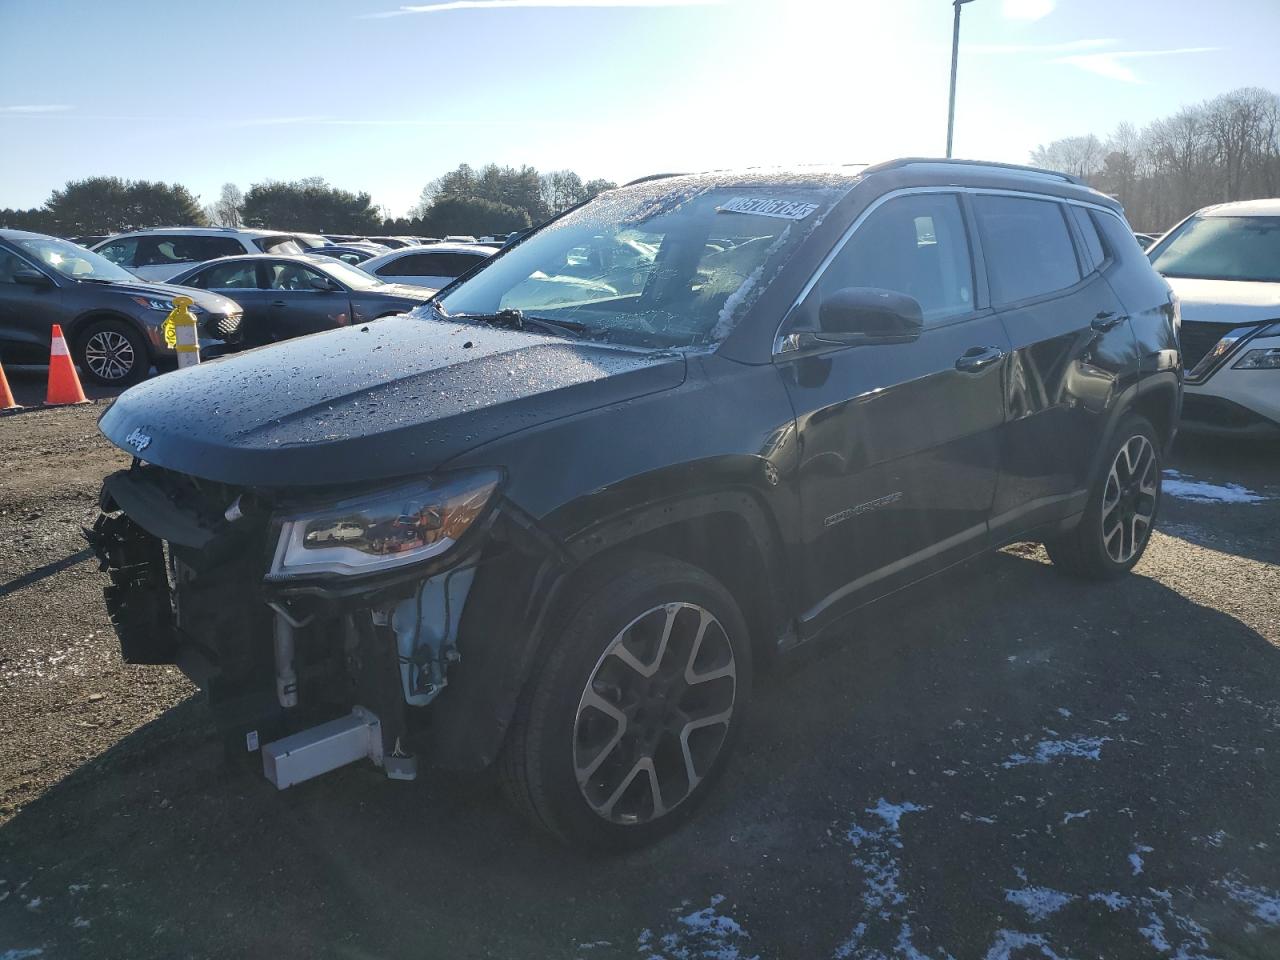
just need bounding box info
[1166,277,1280,326]
[87,278,241,314]
[372,283,438,300]
[98,314,686,488]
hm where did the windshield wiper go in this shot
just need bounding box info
[447,308,590,340]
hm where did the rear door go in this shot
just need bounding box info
[973,194,1139,541]
[777,191,1010,634]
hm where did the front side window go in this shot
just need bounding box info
[435,178,848,347]
[974,195,1081,304]
[267,262,329,291]
[0,249,33,283]
[1150,215,1280,283]
[15,236,137,283]
[811,193,975,326]
[95,237,139,267]
[256,236,305,255]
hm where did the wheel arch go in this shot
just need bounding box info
[423,484,792,771]
[67,309,157,359]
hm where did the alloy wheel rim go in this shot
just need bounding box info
[84,330,135,382]
[573,602,737,826]
[1101,434,1158,564]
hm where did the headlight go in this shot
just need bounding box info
[1233,347,1280,370]
[267,470,501,580]
[130,295,201,314]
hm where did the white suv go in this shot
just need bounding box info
[1148,199,1280,439]
[93,228,305,281]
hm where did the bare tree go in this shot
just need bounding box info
[211,183,244,228]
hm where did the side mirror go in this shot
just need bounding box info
[818,287,923,343]
[309,275,340,292]
[14,268,53,288]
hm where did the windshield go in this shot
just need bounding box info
[315,257,383,290]
[434,177,848,347]
[15,236,139,284]
[1151,215,1280,283]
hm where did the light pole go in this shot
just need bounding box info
[946,0,976,159]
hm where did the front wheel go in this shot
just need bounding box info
[76,319,149,386]
[1046,414,1162,580]
[499,554,752,851]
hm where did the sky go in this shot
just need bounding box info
[1,0,1278,217]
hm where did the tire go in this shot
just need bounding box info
[499,552,753,851]
[1045,413,1162,580]
[75,319,149,386]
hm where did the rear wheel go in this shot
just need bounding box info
[1046,414,1162,579]
[76,319,149,386]
[499,554,752,851]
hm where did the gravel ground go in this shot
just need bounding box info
[1,403,1277,960]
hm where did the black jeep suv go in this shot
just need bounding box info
[90,159,1181,849]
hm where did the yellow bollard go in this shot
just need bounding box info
[162,295,201,370]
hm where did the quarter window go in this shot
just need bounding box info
[0,249,31,283]
[815,193,975,325]
[1068,206,1105,271]
[973,195,1081,304]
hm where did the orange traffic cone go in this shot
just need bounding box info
[0,357,21,412]
[46,324,89,406]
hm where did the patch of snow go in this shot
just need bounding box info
[638,895,758,960]
[982,930,1067,960]
[1129,844,1154,876]
[0,952,45,960]
[23,898,42,911]
[577,940,609,950]
[1005,882,1075,922]
[1218,878,1280,926]
[71,918,89,930]
[1056,708,1072,718]
[1001,737,1109,768]
[1088,892,1132,911]
[1061,810,1091,825]
[67,884,88,895]
[1162,470,1267,504]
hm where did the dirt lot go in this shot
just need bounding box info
[1,402,1278,960]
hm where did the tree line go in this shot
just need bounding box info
[0,163,617,238]
[1030,86,1280,231]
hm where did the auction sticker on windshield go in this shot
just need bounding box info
[717,196,820,220]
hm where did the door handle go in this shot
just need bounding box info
[271,300,287,307]
[955,345,1006,373]
[1091,311,1126,332]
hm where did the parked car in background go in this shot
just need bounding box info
[0,229,243,385]
[361,243,498,290]
[169,253,433,345]
[444,235,477,243]
[1148,198,1280,438]
[70,234,111,248]
[92,227,304,281]
[1134,232,1157,249]
[92,159,1178,849]
[363,236,413,249]
[306,243,383,267]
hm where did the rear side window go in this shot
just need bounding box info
[96,237,139,267]
[815,193,975,325]
[973,195,1081,304]
[1094,211,1156,268]
[194,236,246,259]
[378,252,481,278]
[1068,206,1105,271]
[194,261,260,289]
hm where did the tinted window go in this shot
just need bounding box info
[136,235,208,268]
[267,261,329,291]
[195,236,246,259]
[974,195,1081,304]
[1092,211,1147,267]
[1068,205,1105,270]
[194,261,260,289]
[0,249,31,283]
[377,252,482,278]
[255,236,305,255]
[816,193,975,325]
[96,237,139,267]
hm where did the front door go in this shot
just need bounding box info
[0,249,64,363]
[261,260,352,341]
[777,191,1009,636]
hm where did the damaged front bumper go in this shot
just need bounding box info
[86,463,500,789]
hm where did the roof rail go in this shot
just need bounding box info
[622,172,689,187]
[141,224,239,232]
[861,157,1086,187]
